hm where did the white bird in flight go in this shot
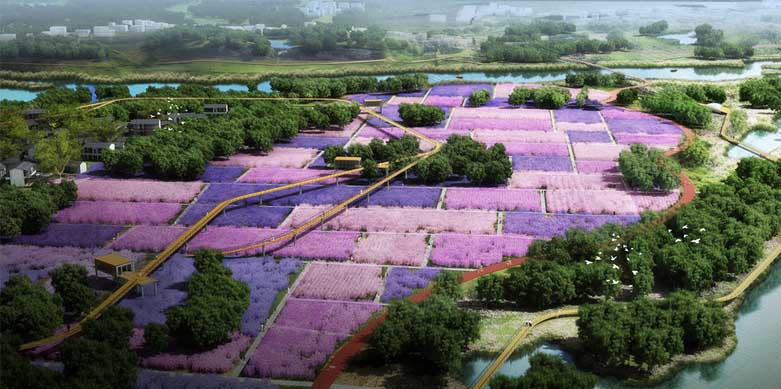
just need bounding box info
[586,260,593,265]
[682,225,689,229]
[675,238,682,243]
[612,264,620,270]
[632,270,638,275]
[692,238,701,244]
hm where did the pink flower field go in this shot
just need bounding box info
[238,167,346,184]
[557,122,607,132]
[445,188,541,211]
[293,263,382,301]
[544,189,679,215]
[510,172,626,190]
[109,225,186,252]
[53,201,183,225]
[387,95,424,105]
[352,233,428,266]
[483,141,569,156]
[272,231,359,261]
[576,160,619,174]
[76,179,204,203]
[572,143,628,160]
[472,130,568,143]
[431,234,534,268]
[143,332,252,373]
[285,206,498,234]
[187,226,282,252]
[423,95,464,107]
[451,107,551,120]
[630,190,680,212]
[449,118,552,132]
[211,148,319,169]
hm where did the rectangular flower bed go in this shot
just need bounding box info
[211,148,318,169]
[493,83,543,99]
[556,122,607,132]
[177,204,292,228]
[272,231,359,261]
[546,189,640,215]
[380,267,441,302]
[238,167,343,184]
[199,165,245,183]
[293,263,382,301]
[512,155,573,172]
[110,225,187,252]
[451,106,551,120]
[14,223,124,248]
[572,143,628,161]
[387,95,424,105]
[503,212,641,237]
[76,179,204,203]
[355,186,441,208]
[142,332,251,374]
[612,133,682,146]
[429,83,492,97]
[509,172,625,190]
[575,160,619,174]
[119,254,195,326]
[604,118,682,135]
[430,234,534,268]
[483,141,569,156]
[553,109,603,124]
[444,188,541,211]
[276,136,348,149]
[352,233,428,266]
[567,130,613,143]
[449,118,552,132]
[54,201,183,225]
[423,95,464,107]
[472,130,568,144]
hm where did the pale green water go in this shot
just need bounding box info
[464,260,781,389]
[728,124,781,160]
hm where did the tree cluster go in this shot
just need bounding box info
[468,89,492,107]
[270,73,429,98]
[0,35,109,60]
[480,23,630,63]
[289,24,387,55]
[166,249,250,348]
[739,76,781,112]
[640,87,712,128]
[50,264,95,315]
[398,103,445,127]
[615,88,639,106]
[578,293,727,371]
[477,259,621,309]
[144,26,272,57]
[693,24,753,59]
[0,180,77,238]
[675,84,727,104]
[415,135,512,185]
[324,135,420,178]
[618,144,681,191]
[565,72,627,88]
[490,353,597,389]
[639,20,669,36]
[34,86,93,108]
[370,296,480,374]
[0,275,63,342]
[509,86,571,109]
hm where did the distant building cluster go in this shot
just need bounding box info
[222,24,294,34]
[37,19,174,39]
[455,3,532,23]
[299,1,365,17]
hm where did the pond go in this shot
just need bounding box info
[462,260,781,389]
[269,39,297,50]
[461,344,573,388]
[728,122,781,159]
[657,32,697,45]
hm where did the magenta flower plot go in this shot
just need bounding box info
[292,263,382,301]
[444,188,541,212]
[430,234,534,268]
[76,178,204,203]
[504,212,640,238]
[54,201,183,225]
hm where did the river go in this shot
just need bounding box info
[462,260,781,388]
[1,61,778,102]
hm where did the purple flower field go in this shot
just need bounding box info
[276,136,348,149]
[553,109,603,124]
[604,118,682,135]
[238,167,344,184]
[272,231,359,261]
[445,188,541,211]
[225,257,301,335]
[352,233,427,266]
[137,369,278,389]
[76,179,204,203]
[567,130,613,143]
[380,267,441,302]
[430,234,534,268]
[143,332,252,374]
[14,223,124,248]
[483,141,569,156]
[197,183,362,207]
[1,245,142,290]
[178,204,292,228]
[510,172,625,190]
[448,118,552,132]
[423,95,464,107]
[54,201,183,225]
[199,165,245,183]
[612,133,682,146]
[119,254,195,326]
[345,93,392,104]
[504,212,640,237]
[429,83,492,97]
[109,225,186,252]
[244,299,380,379]
[187,227,283,253]
[512,155,573,172]
[576,160,620,174]
[356,186,441,208]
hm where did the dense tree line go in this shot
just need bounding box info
[33,86,93,108]
[739,76,781,112]
[416,135,513,185]
[565,72,627,88]
[0,181,77,238]
[477,259,621,309]
[693,24,753,59]
[509,86,571,109]
[491,353,597,389]
[618,144,681,191]
[50,264,95,315]
[289,24,387,55]
[398,103,445,126]
[143,26,271,57]
[640,87,712,128]
[578,293,727,371]
[639,20,669,36]
[0,275,63,342]
[0,35,109,60]
[167,250,250,348]
[270,73,430,98]
[673,84,727,104]
[481,22,630,63]
[370,275,480,374]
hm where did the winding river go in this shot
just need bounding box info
[1,61,778,102]
[462,260,781,388]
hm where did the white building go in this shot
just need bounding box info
[0,34,16,42]
[93,26,115,38]
[110,24,129,32]
[74,29,91,38]
[129,25,145,33]
[43,26,68,36]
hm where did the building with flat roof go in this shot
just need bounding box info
[94,253,134,279]
[204,103,229,115]
[127,119,162,135]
